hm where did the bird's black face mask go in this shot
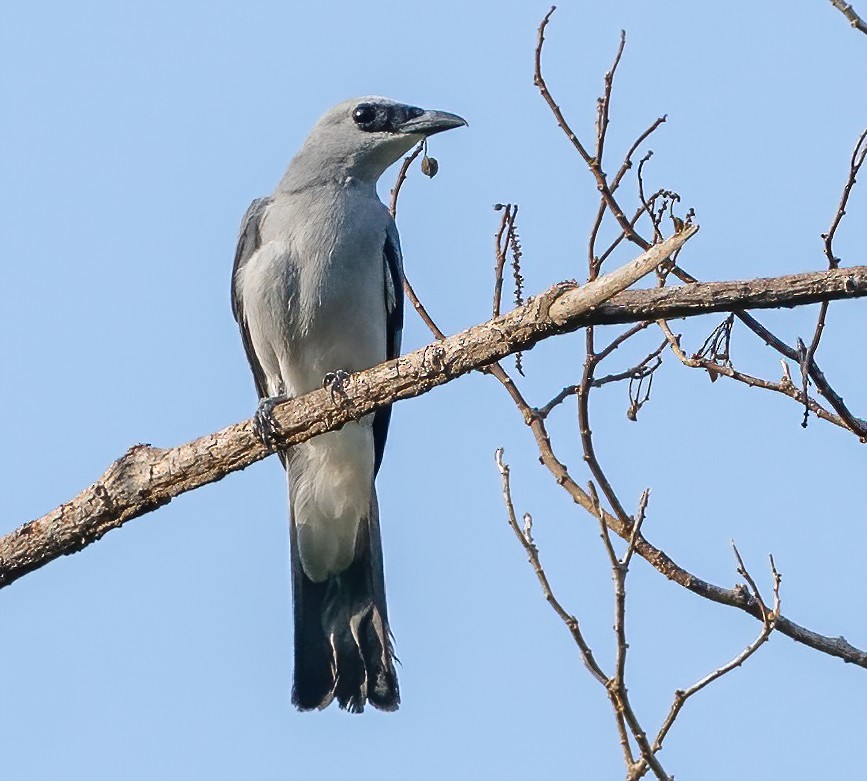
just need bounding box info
[351,102,425,134]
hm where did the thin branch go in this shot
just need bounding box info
[596,199,659,269]
[658,319,856,433]
[611,116,668,193]
[489,360,867,669]
[504,460,667,778]
[535,7,648,250]
[636,153,664,242]
[596,30,627,167]
[589,114,666,268]
[599,487,668,781]
[822,129,867,268]
[388,141,425,218]
[595,322,654,364]
[579,350,633,523]
[651,550,781,754]
[495,450,608,686]
[623,490,649,570]
[403,273,447,341]
[493,204,517,318]
[388,143,449,341]
[591,339,666,389]
[802,129,867,426]
[591,484,654,776]
[534,385,579,420]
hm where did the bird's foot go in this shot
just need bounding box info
[253,394,291,450]
[323,369,351,405]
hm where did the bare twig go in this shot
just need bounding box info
[535,8,646,249]
[495,450,608,686]
[658,320,850,431]
[822,129,867,268]
[590,485,668,781]
[388,141,425,218]
[534,385,579,420]
[623,490,649,570]
[802,129,867,426]
[505,460,669,779]
[596,30,627,168]
[388,142,452,342]
[587,484,640,774]
[611,116,668,193]
[388,144,449,341]
[595,322,654,364]
[693,314,734,368]
[493,204,517,318]
[591,338,666,389]
[636,152,664,242]
[652,549,781,754]
[403,273,447,341]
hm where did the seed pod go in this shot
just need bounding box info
[421,155,439,178]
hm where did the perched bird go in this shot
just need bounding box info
[231,97,466,712]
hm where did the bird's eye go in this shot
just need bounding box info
[353,104,377,126]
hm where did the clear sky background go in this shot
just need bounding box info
[3,1,866,779]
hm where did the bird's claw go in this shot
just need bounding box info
[253,394,290,450]
[323,369,351,405]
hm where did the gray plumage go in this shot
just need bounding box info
[231,97,466,712]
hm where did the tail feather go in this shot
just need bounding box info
[290,489,399,713]
[290,575,334,711]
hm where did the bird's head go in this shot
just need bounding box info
[290,96,467,185]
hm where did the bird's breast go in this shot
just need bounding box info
[249,187,391,394]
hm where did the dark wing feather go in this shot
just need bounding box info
[231,196,272,401]
[372,221,405,475]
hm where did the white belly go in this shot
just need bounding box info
[288,422,375,582]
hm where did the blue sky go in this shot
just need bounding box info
[2,1,866,778]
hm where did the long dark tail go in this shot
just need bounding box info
[290,490,399,713]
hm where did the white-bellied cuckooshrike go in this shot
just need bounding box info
[231,97,466,712]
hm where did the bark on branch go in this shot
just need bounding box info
[828,0,867,34]
[5,227,867,593]
[585,265,867,324]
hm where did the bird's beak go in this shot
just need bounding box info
[397,109,468,136]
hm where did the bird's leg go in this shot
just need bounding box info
[323,369,351,406]
[253,394,291,450]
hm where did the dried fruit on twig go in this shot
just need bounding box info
[421,155,439,178]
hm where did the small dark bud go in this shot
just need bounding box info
[421,155,439,178]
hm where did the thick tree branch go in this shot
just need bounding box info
[0,230,694,588]
[586,265,867,324]
[7,235,867,596]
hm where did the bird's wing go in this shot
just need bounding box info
[372,220,405,474]
[231,196,273,400]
